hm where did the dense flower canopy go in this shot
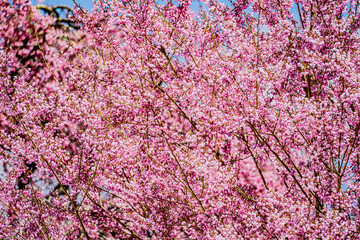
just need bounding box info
[1,0,360,239]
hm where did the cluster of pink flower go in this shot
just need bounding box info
[1,0,360,238]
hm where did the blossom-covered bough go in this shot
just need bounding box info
[1,0,360,238]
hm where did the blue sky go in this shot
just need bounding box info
[32,0,93,10]
[32,0,301,27]
[31,0,214,11]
